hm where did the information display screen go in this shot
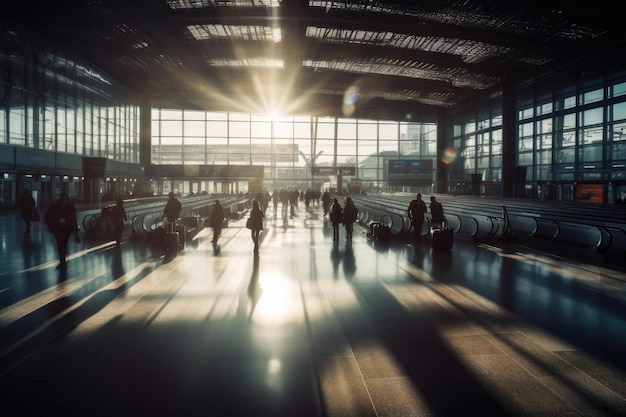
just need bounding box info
[388,159,433,183]
[575,183,604,203]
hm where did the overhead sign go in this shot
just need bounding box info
[312,166,356,176]
[338,166,356,176]
[148,164,264,178]
[388,159,433,183]
[82,157,107,178]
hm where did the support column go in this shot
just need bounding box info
[140,97,152,167]
[436,108,449,194]
[501,76,517,198]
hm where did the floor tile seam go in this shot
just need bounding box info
[51,257,190,350]
[312,271,416,416]
[0,269,110,328]
[506,242,626,281]
[304,238,382,416]
[378,268,590,391]
[0,263,158,362]
[0,260,178,378]
[469,324,626,409]
[297,266,352,417]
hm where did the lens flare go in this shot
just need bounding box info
[343,84,361,116]
[441,146,457,164]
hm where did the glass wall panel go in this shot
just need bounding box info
[9,102,25,146]
[357,141,377,158]
[250,120,272,139]
[357,122,377,139]
[579,144,603,162]
[293,122,311,139]
[229,121,250,138]
[581,88,603,105]
[379,122,397,140]
[581,107,603,126]
[611,120,626,141]
[611,82,626,98]
[316,121,336,139]
[185,110,205,120]
[581,126,603,144]
[557,147,575,163]
[67,108,76,154]
[207,120,228,137]
[519,152,533,165]
[0,106,6,143]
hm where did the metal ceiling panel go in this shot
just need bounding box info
[2,0,626,120]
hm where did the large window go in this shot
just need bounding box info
[151,110,436,192]
[0,31,140,163]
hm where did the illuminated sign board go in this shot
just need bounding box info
[575,183,604,203]
[312,166,355,176]
[388,159,433,183]
[148,164,264,178]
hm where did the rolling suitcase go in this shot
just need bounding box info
[431,227,453,250]
[176,223,187,250]
[371,222,390,240]
[165,231,179,254]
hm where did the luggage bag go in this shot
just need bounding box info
[370,222,390,240]
[165,231,179,253]
[176,224,187,250]
[431,227,453,250]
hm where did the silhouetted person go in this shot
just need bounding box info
[249,199,264,252]
[330,198,343,241]
[429,196,444,227]
[110,198,127,245]
[20,188,36,234]
[45,193,80,270]
[272,189,279,218]
[210,200,225,245]
[321,191,331,216]
[163,192,182,224]
[342,197,358,240]
[407,193,427,241]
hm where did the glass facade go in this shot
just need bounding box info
[0,21,141,207]
[151,109,437,193]
[4,16,626,204]
[0,26,140,162]
[448,61,626,201]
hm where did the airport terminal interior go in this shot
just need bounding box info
[2,1,626,416]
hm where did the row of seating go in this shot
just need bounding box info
[347,193,626,259]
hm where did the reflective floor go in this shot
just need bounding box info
[1,203,626,416]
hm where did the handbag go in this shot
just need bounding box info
[31,208,40,222]
[246,218,252,229]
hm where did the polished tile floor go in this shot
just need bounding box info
[1,203,626,416]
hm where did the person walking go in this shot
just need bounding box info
[45,193,80,269]
[271,189,279,218]
[407,193,427,241]
[429,196,444,227]
[110,197,127,245]
[321,191,331,216]
[20,188,36,234]
[163,192,182,229]
[329,198,343,241]
[210,199,225,245]
[249,199,264,252]
[342,197,358,241]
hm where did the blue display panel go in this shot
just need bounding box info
[388,159,433,183]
